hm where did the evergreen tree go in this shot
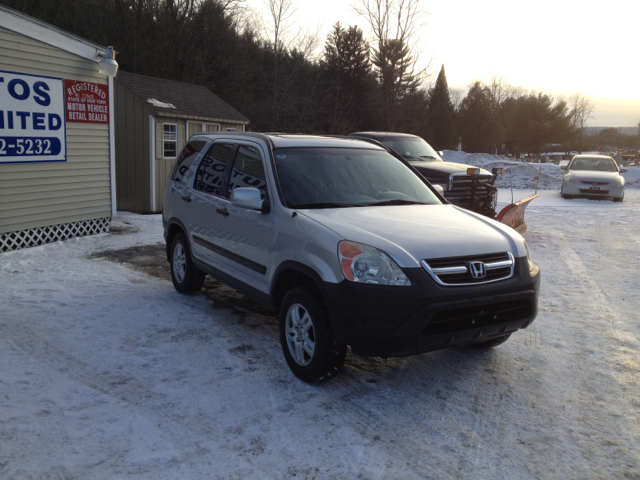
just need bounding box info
[321,23,374,133]
[502,93,573,157]
[372,38,419,130]
[456,81,504,153]
[426,65,455,150]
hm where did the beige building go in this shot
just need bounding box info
[0,6,117,252]
[114,71,249,213]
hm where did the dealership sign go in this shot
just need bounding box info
[0,70,66,164]
[65,80,109,123]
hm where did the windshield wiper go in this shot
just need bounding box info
[366,199,429,206]
[419,155,440,160]
[292,202,355,209]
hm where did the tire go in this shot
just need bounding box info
[474,333,511,348]
[279,287,347,383]
[169,233,205,294]
[613,193,624,203]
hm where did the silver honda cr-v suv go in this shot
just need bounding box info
[163,133,540,382]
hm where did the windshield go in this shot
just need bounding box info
[570,157,618,172]
[274,147,442,209]
[377,136,443,161]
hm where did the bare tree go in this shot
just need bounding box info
[352,0,431,129]
[569,93,595,154]
[488,73,514,107]
[449,88,464,111]
[259,0,322,130]
[263,0,297,53]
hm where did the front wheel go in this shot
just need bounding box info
[279,287,347,382]
[613,193,624,203]
[170,233,205,294]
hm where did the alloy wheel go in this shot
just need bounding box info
[285,303,316,366]
[172,243,187,283]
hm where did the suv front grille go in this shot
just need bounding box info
[421,298,532,335]
[448,173,493,192]
[421,252,514,286]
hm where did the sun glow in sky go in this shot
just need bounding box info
[247,0,640,127]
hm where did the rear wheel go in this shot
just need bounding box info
[279,287,347,382]
[170,233,205,294]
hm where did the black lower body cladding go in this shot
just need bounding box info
[324,256,540,357]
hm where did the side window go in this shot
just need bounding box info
[163,123,177,158]
[227,145,268,198]
[193,143,235,196]
[170,140,206,182]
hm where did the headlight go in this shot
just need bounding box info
[338,241,411,286]
[523,240,535,272]
[611,175,625,186]
[565,174,581,184]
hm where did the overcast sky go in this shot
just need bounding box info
[246,0,640,128]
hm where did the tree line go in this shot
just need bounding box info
[2,0,595,156]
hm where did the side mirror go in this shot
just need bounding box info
[620,167,628,173]
[437,151,444,157]
[560,165,567,170]
[231,187,270,213]
[433,184,445,196]
[492,167,504,175]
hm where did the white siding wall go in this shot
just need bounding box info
[0,26,111,234]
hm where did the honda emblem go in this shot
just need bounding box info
[469,262,486,279]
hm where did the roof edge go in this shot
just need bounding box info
[0,5,108,62]
[114,78,159,114]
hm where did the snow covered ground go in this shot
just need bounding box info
[1,191,640,478]
[442,150,640,191]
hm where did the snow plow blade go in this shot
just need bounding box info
[495,194,539,234]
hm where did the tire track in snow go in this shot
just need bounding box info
[534,228,640,477]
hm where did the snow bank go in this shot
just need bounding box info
[441,150,640,190]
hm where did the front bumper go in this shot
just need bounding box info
[563,182,624,199]
[324,257,540,357]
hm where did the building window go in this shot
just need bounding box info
[226,128,237,131]
[163,123,178,158]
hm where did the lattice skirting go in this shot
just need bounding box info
[0,217,111,253]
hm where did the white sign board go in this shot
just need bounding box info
[0,70,66,164]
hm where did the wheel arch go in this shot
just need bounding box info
[271,261,336,317]
[165,217,189,262]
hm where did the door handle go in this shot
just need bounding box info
[216,208,229,217]
[181,195,192,203]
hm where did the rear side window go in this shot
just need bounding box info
[194,143,235,196]
[227,145,268,198]
[170,140,206,182]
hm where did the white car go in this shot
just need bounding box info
[561,155,626,202]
